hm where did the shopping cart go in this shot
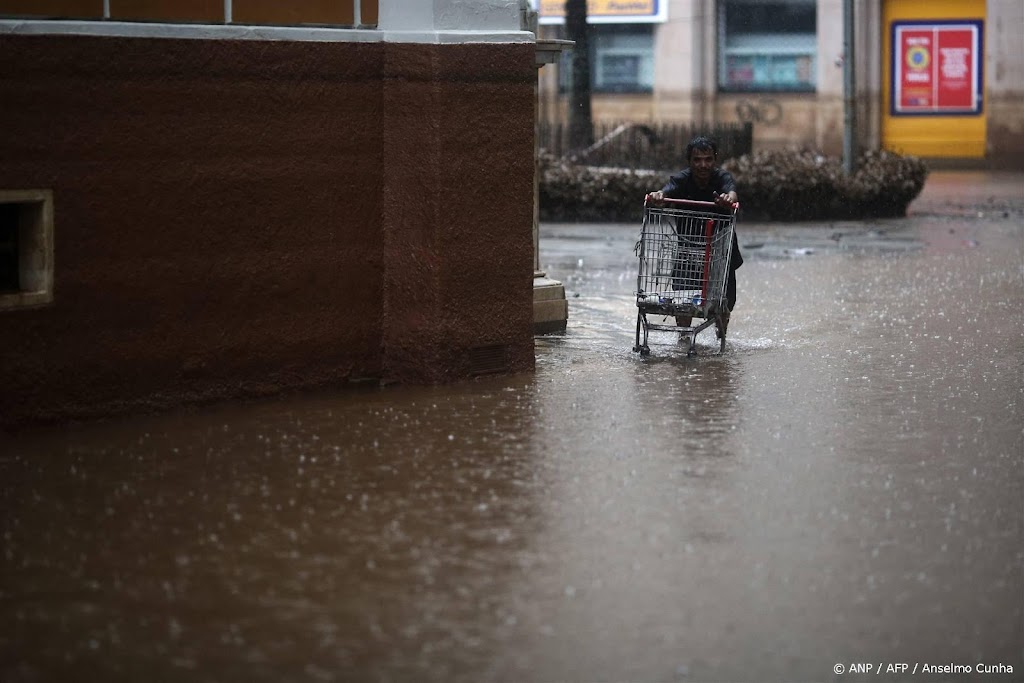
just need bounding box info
[632,195,737,357]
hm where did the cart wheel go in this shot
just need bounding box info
[639,345,650,358]
[634,312,643,353]
[683,334,695,357]
[716,312,727,354]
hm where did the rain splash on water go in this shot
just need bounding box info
[2,186,1022,681]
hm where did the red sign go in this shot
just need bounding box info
[892,21,982,115]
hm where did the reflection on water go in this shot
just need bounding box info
[2,207,1022,681]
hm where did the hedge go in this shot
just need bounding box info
[539,148,929,222]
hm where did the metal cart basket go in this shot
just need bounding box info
[633,196,737,357]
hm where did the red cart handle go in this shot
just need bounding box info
[644,194,739,211]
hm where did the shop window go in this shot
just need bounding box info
[0,191,54,311]
[559,24,654,94]
[718,0,816,92]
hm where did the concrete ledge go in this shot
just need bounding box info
[0,20,535,44]
[533,277,567,334]
[533,276,568,300]
[921,157,1021,171]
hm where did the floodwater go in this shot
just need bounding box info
[2,173,1022,682]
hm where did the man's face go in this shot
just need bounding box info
[689,148,715,183]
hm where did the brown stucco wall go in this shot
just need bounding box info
[0,33,536,427]
[381,43,537,384]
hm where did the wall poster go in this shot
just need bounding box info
[891,20,983,115]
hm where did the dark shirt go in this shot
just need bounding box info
[661,168,737,203]
[660,167,743,270]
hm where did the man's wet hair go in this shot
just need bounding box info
[686,136,718,162]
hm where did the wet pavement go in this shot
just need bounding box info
[2,171,1022,682]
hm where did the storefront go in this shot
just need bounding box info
[536,0,1021,166]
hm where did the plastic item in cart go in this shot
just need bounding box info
[692,294,703,306]
[640,293,669,305]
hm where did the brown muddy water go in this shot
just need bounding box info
[2,175,1022,682]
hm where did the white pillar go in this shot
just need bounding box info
[378,0,522,32]
[654,0,714,121]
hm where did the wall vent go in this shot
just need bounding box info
[0,190,54,311]
[468,344,509,376]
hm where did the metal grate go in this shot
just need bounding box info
[537,121,753,169]
[0,204,19,293]
[468,344,509,376]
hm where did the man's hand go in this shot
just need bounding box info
[648,190,665,205]
[715,191,738,207]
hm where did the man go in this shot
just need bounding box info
[649,136,743,338]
